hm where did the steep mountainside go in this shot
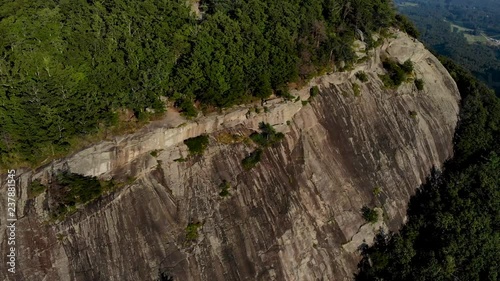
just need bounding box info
[0,32,460,281]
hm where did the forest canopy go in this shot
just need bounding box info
[0,0,398,167]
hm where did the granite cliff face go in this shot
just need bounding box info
[0,32,460,281]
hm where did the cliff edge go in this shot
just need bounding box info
[0,31,460,281]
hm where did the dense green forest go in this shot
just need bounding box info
[0,0,398,168]
[356,59,500,281]
[395,0,500,95]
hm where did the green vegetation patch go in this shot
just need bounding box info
[28,179,47,198]
[400,60,414,73]
[185,222,202,242]
[380,59,414,88]
[250,123,285,148]
[355,71,369,82]
[242,149,263,170]
[414,78,424,91]
[150,149,162,157]
[48,171,116,219]
[276,88,295,101]
[353,83,361,97]
[310,86,320,98]
[463,33,488,44]
[215,132,246,145]
[362,206,379,223]
[176,98,198,118]
[372,186,382,197]
[218,180,231,197]
[184,135,209,156]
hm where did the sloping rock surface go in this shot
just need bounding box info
[0,32,460,281]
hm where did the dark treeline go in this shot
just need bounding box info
[0,0,397,167]
[356,58,500,281]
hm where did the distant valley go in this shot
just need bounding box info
[395,0,500,95]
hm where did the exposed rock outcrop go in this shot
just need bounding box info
[0,31,460,281]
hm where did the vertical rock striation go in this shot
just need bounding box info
[0,32,460,281]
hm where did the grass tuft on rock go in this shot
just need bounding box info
[355,71,369,82]
[218,180,231,197]
[185,222,202,242]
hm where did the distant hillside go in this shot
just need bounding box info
[395,0,500,96]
